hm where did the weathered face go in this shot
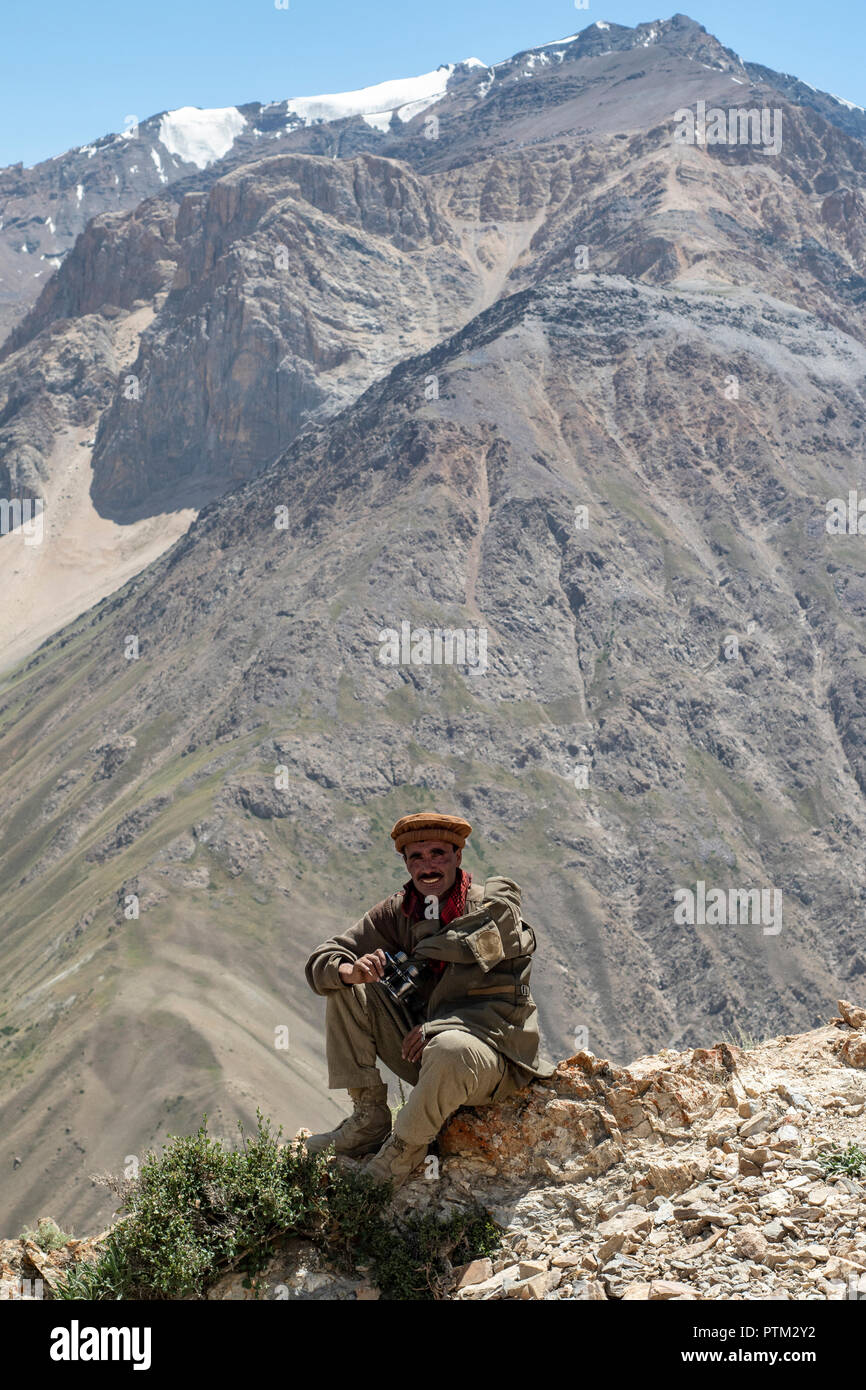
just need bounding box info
[403,839,461,898]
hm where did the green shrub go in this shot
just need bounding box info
[54,1111,499,1301]
[19,1217,73,1251]
[818,1143,866,1179]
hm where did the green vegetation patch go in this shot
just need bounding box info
[818,1143,866,1180]
[20,1217,74,1251]
[54,1112,499,1302]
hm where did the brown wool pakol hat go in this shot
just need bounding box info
[390,813,472,853]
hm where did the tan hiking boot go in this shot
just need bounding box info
[363,1132,429,1190]
[303,1082,392,1157]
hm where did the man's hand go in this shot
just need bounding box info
[338,950,387,986]
[402,1024,427,1064]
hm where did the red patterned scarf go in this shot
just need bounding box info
[402,867,472,977]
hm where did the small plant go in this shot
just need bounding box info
[818,1143,866,1180]
[19,1217,73,1251]
[719,1022,764,1052]
[54,1110,499,1301]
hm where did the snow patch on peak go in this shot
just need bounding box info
[462,57,488,69]
[830,92,866,113]
[285,66,454,127]
[158,106,247,169]
[396,95,441,123]
[150,147,168,183]
[362,110,394,133]
[595,20,610,30]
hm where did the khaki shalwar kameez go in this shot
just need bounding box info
[305,876,555,1150]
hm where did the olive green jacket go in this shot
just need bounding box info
[305,876,556,1097]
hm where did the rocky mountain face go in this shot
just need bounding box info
[5,11,866,524]
[4,1003,865,1299]
[2,13,866,1236]
[6,12,866,522]
[86,155,479,516]
[3,12,866,347]
[5,13,866,650]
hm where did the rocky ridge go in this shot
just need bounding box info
[203,997,866,1300]
[3,1001,863,1300]
[436,999,866,1301]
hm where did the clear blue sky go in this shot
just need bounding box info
[2,0,864,168]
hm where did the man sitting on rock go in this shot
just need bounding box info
[302,812,555,1190]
